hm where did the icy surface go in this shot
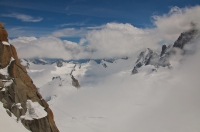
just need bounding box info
[3,79,14,87]
[21,100,47,120]
[2,41,10,45]
[0,88,5,92]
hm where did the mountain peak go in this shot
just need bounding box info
[173,24,198,49]
[0,22,8,42]
[0,22,5,29]
[0,23,59,132]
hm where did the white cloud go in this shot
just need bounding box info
[7,27,54,38]
[10,23,160,60]
[1,13,43,22]
[11,37,72,59]
[10,36,90,60]
[83,23,160,59]
[9,6,200,60]
[152,6,200,42]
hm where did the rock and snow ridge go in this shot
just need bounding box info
[132,26,199,74]
[20,100,47,120]
[0,22,59,132]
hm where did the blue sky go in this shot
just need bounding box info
[1,0,200,60]
[0,0,199,41]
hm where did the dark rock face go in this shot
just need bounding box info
[71,75,80,88]
[56,60,63,67]
[160,44,167,57]
[0,23,59,132]
[132,48,159,74]
[173,29,198,49]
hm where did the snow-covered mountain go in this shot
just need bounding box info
[1,18,199,132]
[0,22,59,132]
[132,26,199,74]
[19,26,200,132]
[20,57,137,91]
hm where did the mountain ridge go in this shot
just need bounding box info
[0,22,59,132]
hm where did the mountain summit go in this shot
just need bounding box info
[132,24,199,74]
[0,22,59,132]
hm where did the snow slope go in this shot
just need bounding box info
[0,103,29,132]
[22,37,200,132]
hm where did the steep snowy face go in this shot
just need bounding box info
[132,48,159,74]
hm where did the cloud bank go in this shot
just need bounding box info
[153,6,200,42]
[10,5,200,60]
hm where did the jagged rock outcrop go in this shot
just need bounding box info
[0,22,8,42]
[132,24,199,74]
[173,26,198,49]
[71,75,80,88]
[132,48,159,74]
[0,23,59,132]
[160,44,167,57]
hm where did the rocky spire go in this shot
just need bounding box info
[0,22,8,42]
[173,22,198,49]
[0,22,59,132]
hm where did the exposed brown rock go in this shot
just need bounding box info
[0,22,59,132]
[71,75,80,88]
[0,80,3,87]
[0,22,5,29]
[41,99,49,108]
[0,22,8,42]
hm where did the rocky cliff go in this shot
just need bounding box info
[0,22,59,132]
[71,75,80,88]
[132,24,199,74]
